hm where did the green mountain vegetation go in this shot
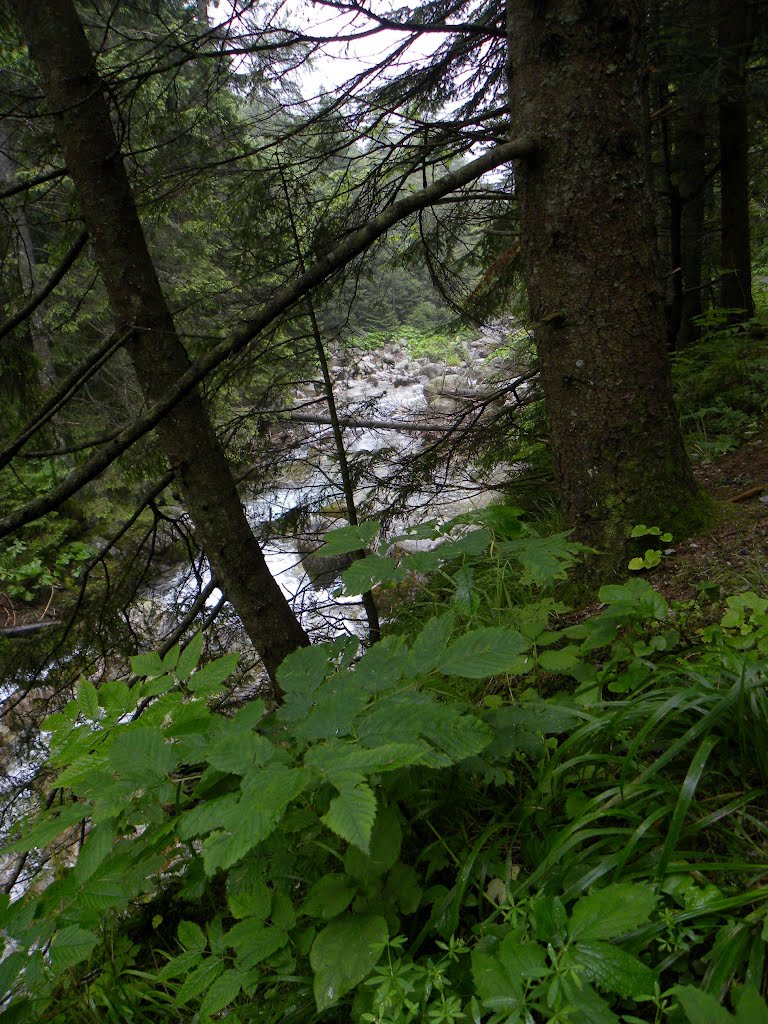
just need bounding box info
[1,0,767,1021]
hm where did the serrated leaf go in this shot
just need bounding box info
[158,950,202,981]
[0,951,25,996]
[276,641,340,703]
[174,921,205,954]
[566,941,656,997]
[178,794,241,840]
[438,627,531,678]
[537,646,582,673]
[404,612,455,678]
[304,740,429,784]
[322,782,377,852]
[199,968,245,1017]
[201,813,281,875]
[130,651,164,677]
[177,631,203,680]
[76,678,99,721]
[225,921,289,970]
[341,554,400,595]
[310,914,388,1011]
[188,652,239,691]
[471,950,521,1009]
[318,521,379,555]
[72,825,116,882]
[353,635,408,692]
[161,645,180,672]
[568,883,656,941]
[206,732,277,775]
[530,894,567,945]
[227,872,271,921]
[293,674,367,742]
[49,925,99,970]
[174,956,224,1006]
[5,803,91,853]
[560,977,620,1024]
[303,874,357,919]
[673,985,733,1024]
[497,937,550,979]
[109,727,179,783]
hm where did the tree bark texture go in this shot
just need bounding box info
[507,0,699,557]
[670,0,713,349]
[718,0,754,319]
[13,0,309,691]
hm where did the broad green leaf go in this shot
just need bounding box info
[49,925,99,970]
[405,612,455,677]
[322,782,377,852]
[560,977,620,1024]
[318,521,379,555]
[158,950,202,981]
[420,711,493,763]
[98,679,137,720]
[566,941,656,997]
[178,794,242,840]
[76,678,99,721]
[5,803,91,853]
[276,640,346,705]
[341,554,401,595]
[530,894,567,945]
[353,635,408,692]
[438,627,531,679]
[109,727,179,783]
[310,914,388,1011]
[0,951,25,996]
[227,870,272,921]
[471,950,521,1010]
[174,956,224,1006]
[178,920,207,953]
[240,765,310,811]
[176,631,204,680]
[294,675,367,742]
[537,646,582,673]
[673,985,733,1024]
[202,813,281,875]
[499,534,582,584]
[497,938,550,979]
[130,650,164,677]
[342,805,402,877]
[206,732,277,775]
[225,921,289,970]
[199,968,245,1017]
[161,644,180,672]
[188,652,239,692]
[303,874,357,919]
[383,863,422,914]
[568,883,656,941]
[304,740,429,783]
[735,986,768,1024]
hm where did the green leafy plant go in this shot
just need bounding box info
[627,525,673,572]
[3,511,768,1024]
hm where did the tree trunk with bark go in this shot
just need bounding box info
[673,0,712,349]
[12,0,309,694]
[507,0,701,563]
[718,0,754,319]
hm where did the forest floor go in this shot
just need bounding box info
[650,433,768,605]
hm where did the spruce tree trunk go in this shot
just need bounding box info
[718,0,754,319]
[13,0,309,692]
[507,0,700,562]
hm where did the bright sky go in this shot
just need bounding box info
[211,0,443,102]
